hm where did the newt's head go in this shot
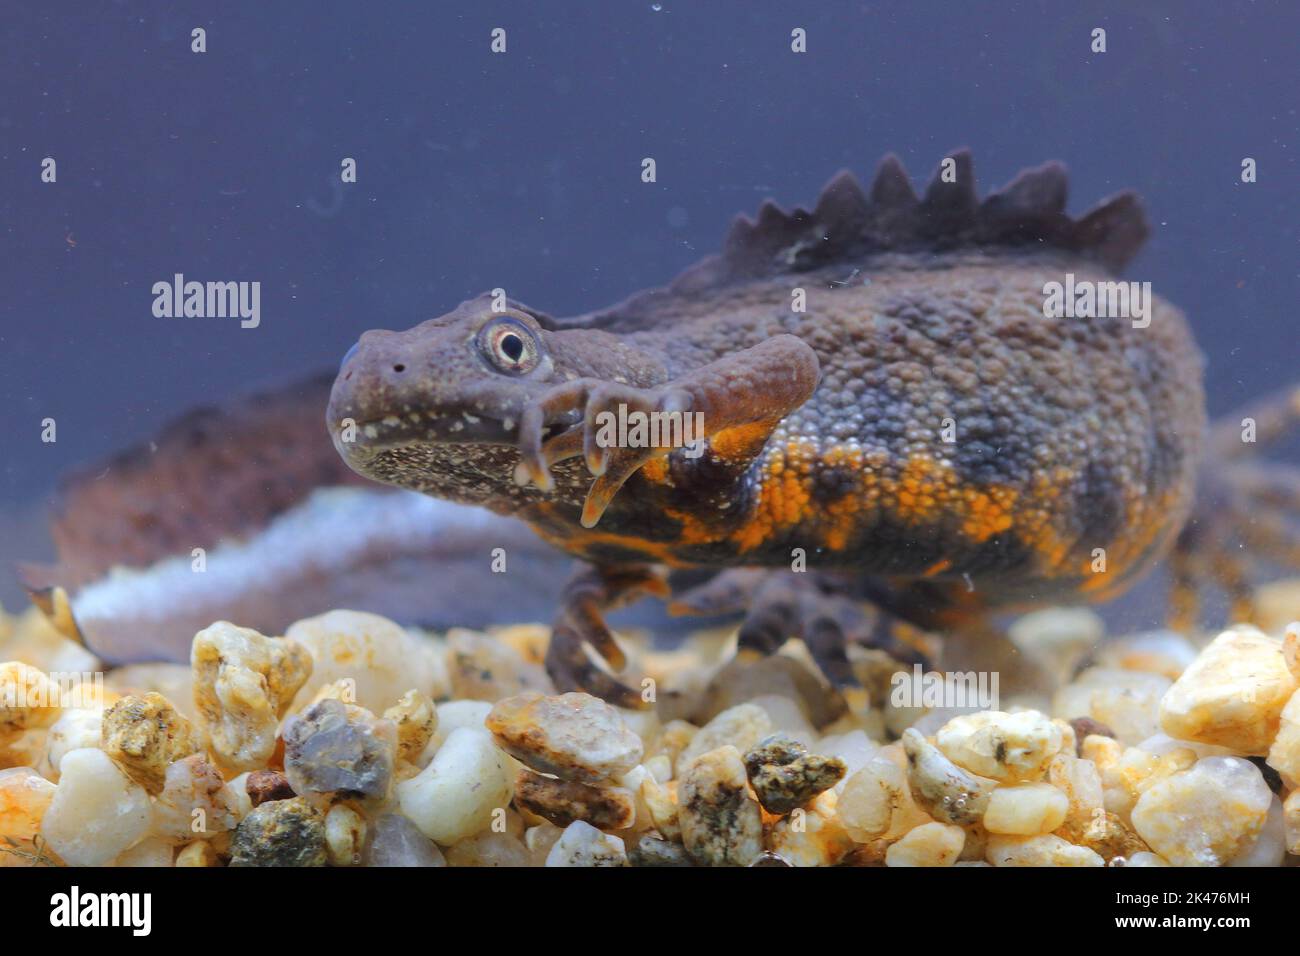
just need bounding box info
[327,293,663,510]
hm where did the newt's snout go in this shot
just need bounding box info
[328,324,535,458]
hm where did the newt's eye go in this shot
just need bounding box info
[478,318,541,375]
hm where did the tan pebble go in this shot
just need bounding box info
[324,803,367,866]
[768,790,856,867]
[643,753,672,784]
[1055,809,1148,863]
[1100,745,1196,824]
[191,622,312,773]
[1158,624,1296,755]
[485,691,642,785]
[650,719,698,776]
[447,628,551,701]
[1283,789,1300,855]
[1284,622,1300,681]
[101,692,200,794]
[493,623,551,665]
[1047,753,1104,829]
[0,662,61,733]
[1266,688,1300,784]
[985,832,1104,867]
[153,754,237,841]
[1051,668,1170,745]
[175,840,220,867]
[678,745,763,866]
[885,821,965,867]
[0,729,47,770]
[983,782,1069,835]
[935,710,1063,782]
[106,663,195,722]
[676,703,771,773]
[1095,630,1198,680]
[1081,733,1123,772]
[696,653,840,728]
[0,766,56,841]
[613,705,661,749]
[837,745,931,841]
[640,774,680,840]
[1007,607,1103,685]
[287,610,448,712]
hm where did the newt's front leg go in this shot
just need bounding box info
[546,564,669,708]
[519,334,820,702]
[514,334,821,527]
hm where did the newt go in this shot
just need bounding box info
[24,152,1298,695]
[326,150,1300,707]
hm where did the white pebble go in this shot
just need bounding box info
[545,820,627,867]
[40,748,152,866]
[982,783,1069,835]
[1159,625,1295,755]
[885,822,965,867]
[1131,756,1271,866]
[397,727,513,845]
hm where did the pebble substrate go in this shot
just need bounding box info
[1,582,1299,868]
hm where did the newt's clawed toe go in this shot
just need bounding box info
[673,568,929,693]
[544,564,669,709]
[514,377,695,527]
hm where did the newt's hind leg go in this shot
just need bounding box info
[545,563,669,708]
[1171,384,1300,631]
[670,568,925,692]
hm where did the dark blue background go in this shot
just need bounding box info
[1,1,1297,608]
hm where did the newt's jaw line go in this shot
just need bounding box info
[329,396,581,508]
[341,409,521,452]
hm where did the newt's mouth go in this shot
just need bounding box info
[345,410,519,449]
[335,409,573,453]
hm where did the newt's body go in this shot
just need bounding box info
[329,151,1218,704]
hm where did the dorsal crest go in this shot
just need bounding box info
[671,150,1149,293]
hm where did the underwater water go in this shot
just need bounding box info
[0,0,1297,632]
